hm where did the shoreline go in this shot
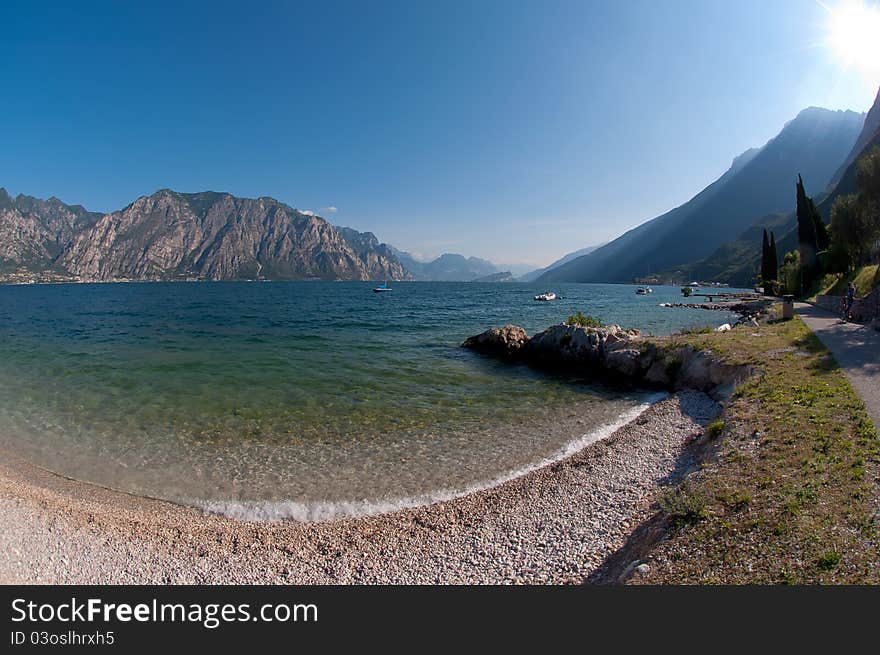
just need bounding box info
[0,391,719,584]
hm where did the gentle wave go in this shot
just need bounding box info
[192,392,667,522]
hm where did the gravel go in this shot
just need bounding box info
[0,391,720,584]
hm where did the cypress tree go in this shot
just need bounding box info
[811,197,830,251]
[796,174,818,292]
[796,174,818,260]
[761,229,771,285]
[769,231,779,281]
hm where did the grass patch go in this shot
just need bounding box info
[853,264,878,296]
[634,316,880,584]
[706,420,725,438]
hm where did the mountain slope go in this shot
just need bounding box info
[828,86,880,189]
[518,244,602,282]
[335,226,414,280]
[538,107,864,284]
[683,86,880,285]
[471,271,515,283]
[58,190,408,281]
[0,188,101,273]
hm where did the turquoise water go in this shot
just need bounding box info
[0,281,740,519]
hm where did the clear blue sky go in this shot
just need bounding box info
[2,0,878,269]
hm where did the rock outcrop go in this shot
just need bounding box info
[463,323,752,400]
[461,325,529,359]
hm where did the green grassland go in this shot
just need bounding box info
[636,315,879,583]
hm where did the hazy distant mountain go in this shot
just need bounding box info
[518,244,602,282]
[538,107,864,284]
[471,271,515,283]
[0,188,101,273]
[387,247,504,281]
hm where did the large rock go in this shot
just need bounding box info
[603,348,643,377]
[461,325,529,358]
[674,346,752,399]
[521,323,642,367]
[644,360,672,386]
[461,321,752,398]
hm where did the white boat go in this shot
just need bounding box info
[534,291,557,301]
[635,287,653,295]
[373,280,392,292]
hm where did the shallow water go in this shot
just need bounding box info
[0,281,741,519]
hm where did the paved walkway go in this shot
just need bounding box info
[796,302,880,431]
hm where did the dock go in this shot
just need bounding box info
[689,292,763,303]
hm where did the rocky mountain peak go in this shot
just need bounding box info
[1,187,410,283]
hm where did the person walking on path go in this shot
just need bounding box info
[845,282,856,320]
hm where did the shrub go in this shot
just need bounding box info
[660,483,708,527]
[817,551,841,571]
[565,311,603,328]
[678,325,712,335]
[707,419,725,438]
[681,287,693,297]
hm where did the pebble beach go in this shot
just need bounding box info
[0,391,719,584]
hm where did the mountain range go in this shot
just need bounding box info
[386,248,503,282]
[0,187,518,284]
[538,105,869,285]
[0,189,409,282]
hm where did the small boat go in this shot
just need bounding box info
[534,291,557,301]
[373,280,392,292]
[635,287,653,295]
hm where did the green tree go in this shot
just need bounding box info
[830,194,865,268]
[780,249,801,296]
[796,174,819,284]
[769,231,779,281]
[856,146,880,261]
[761,228,771,288]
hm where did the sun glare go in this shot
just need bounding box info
[825,1,880,81]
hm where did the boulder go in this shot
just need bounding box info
[644,360,672,386]
[524,324,600,365]
[461,324,529,358]
[604,348,642,377]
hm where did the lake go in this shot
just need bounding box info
[0,281,742,519]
